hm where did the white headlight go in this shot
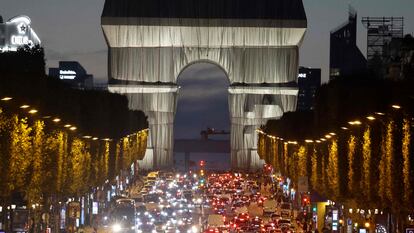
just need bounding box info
[112,224,122,232]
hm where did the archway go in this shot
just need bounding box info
[174,62,231,171]
[102,0,307,170]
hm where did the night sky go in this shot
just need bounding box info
[1,0,414,138]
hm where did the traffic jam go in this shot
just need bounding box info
[103,163,307,233]
[204,166,300,233]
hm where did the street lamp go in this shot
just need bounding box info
[391,105,401,109]
[64,124,72,128]
[53,118,61,123]
[69,126,77,131]
[20,105,30,109]
[1,97,12,101]
[366,116,376,121]
[28,109,38,114]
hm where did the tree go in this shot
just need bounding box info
[26,120,45,205]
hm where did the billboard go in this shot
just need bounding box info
[0,15,41,52]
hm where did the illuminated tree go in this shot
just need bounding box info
[27,120,45,205]
[297,146,307,178]
[402,118,411,206]
[8,116,32,191]
[70,138,89,195]
[327,139,339,198]
[361,127,371,200]
[348,135,356,193]
[385,121,394,202]
[310,147,318,190]
[378,134,387,203]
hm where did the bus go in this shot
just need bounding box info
[110,198,136,233]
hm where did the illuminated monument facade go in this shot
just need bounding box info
[0,15,41,52]
[102,0,307,170]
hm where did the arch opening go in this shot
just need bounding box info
[174,62,231,171]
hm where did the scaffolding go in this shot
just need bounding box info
[362,17,404,62]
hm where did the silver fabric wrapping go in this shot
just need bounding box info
[103,13,306,170]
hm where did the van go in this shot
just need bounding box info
[263,199,277,215]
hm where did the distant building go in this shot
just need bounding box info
[0,15,41,52]
[297,67,321,111]
[49,61,94,89]
[329,8,367,80]
[383,35,414,80]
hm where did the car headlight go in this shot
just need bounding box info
[190,225,198,233]
[112,224,122,232]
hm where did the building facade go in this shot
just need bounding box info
[0,15,41,52]
[297,67,321,111]
[330,9,366,80]
[49,61,94,89]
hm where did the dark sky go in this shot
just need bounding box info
[2,0,414,138]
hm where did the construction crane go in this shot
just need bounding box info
[200,127,230,140]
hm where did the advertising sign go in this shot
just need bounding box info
[68,202,81,218]
[92,202,98,215]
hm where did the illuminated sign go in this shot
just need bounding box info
[11,35,32,46]
[92,202,98,215]
[59,70,77,80]
[1,15,41,53]
[298,73,307,78]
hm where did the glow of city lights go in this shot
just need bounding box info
[1,97,12,101]
[92,137,99,141]
[305,139,314,143]
[321,138,326,142]
[367,116,376,121]
[83,136,92,139]
[375,112,385,116]
[69,126,77,131]
[28,109,38,114]
[103,138,111,141]
[364,222,370,228]
[53,118,61,123]
[316,140,321,143]
[341,127,349,130]
[64,124,72,128]
[329,132,336,136]
[20,105,30,109]
[325,134,332,139]
[391,105,401,109]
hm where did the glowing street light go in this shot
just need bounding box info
[20,105,30,109]
[391,105,401,109]
[341,127,348,130]
[367,116,376,121]
[316,140,321,143]
[1,97,12,101]
[69,126,77,131]
[83,136,92,139]
[28,109,38,114]
[329,132,336,136]
[53,118,61,123]
[305,139,314,143]
[375,112,385,116]
[348,120,362,126]
[92,137,99,141]
[325,134,332,139]
[64,124,72,128]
